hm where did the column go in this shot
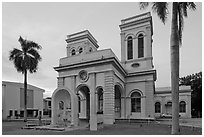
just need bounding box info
[103,71,115,124]
[121,85,126,118]
[90,73,97,131]
[71,75,79,126]
[121,97,126,118]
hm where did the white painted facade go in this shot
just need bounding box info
[2,81,45,120]
[52,12,191,130]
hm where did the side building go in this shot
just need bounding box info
[2,81,45,120]
[154,86,192,118]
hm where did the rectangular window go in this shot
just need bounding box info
[15,110,18,116]
[9,110,13,116]
[127,44,133,60]
[135,98,141,112]
[138,37,144,58]
[20,110,24,117]
[48,101,51,107]
[131,98,141,112]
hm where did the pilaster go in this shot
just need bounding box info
[103,71,115,124]
[90,73,97,131]
[71,75,79,126]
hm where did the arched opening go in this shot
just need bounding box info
[131,92,141,113]
[114,85,122,118]
[127,36,133,60]
[165,101,172,115]
[77,85,90,120]
[71,49,76,56]
[138,34,144,58]
[179,101,186,113]
[52,89,71,126]
[155,102,161,113]
[79,47,83,54]
[89,47,93,52]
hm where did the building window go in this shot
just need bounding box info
[48,101,51,107]
[155,102,161,113]
[79,47,83,54]
[138,34,144,58]
[98,91,103,113]
[127,36,133,60]
[180,101,186,113]
[9,110,13,116]
[131,92,141,112]
[59,101,64,110]
[15,110,18,116]
[89,47,93,52]
[78,96,81,113]
[71,49,76,56]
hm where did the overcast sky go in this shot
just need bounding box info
[2,2,202,97]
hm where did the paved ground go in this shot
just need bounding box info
[157,118,202,128]
[2,118,202,135]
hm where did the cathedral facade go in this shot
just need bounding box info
[51,12,191,130]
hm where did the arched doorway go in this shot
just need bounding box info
[77,85,90,120]
[52,88,72,126]
[114,85,122,119]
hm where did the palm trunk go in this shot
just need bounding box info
[170,2,180,134]
[24,69,27,122]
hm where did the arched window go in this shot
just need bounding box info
[78,96,81,113]
[98,92,103,113]
[155,102,161,113]
[138,34,144,58]
[71,49,76,56]
[179,101,186,113]
[89,47,93,52]
[59,101,64,110]
[131,92,141,112]
[79,47,83,54]
[127,36,133,60]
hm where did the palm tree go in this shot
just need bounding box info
[140,2,196,134]
[9,36,42,122]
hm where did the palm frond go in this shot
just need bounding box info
[152,2,169,24]
[27,40,42,50]
[187,2,196,10]
[9,48,23,61]
[139,2,149,10]
[13,55,24,73]
[27,48,42,61]
[24,55,39,73]
[177,2,196,45]
[10,36,42,74]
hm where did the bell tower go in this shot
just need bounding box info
[119,12,154,73]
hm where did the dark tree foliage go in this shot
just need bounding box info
[179,72,202,117]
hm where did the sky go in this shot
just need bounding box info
[2,2,202,98]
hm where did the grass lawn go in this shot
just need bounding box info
[2,121,202,135]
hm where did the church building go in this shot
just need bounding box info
[51,12,191,131]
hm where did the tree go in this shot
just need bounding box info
[180,72,202,117]
[139,2,196,134]
[9,36,42,122]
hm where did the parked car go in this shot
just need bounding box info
[161,113,181,118]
